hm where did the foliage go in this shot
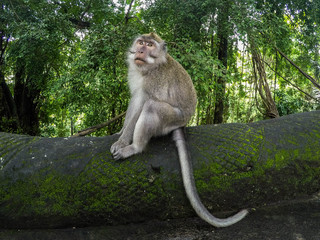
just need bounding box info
[275,88,318,116]
[0,0,319,137]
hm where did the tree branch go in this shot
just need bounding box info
[69,18,91,29]
[263,60,320,103]
[72,112,126,137]
[125,0,135,24]
[80,0,92,20]
[276,47,320,90]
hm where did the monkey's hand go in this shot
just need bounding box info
[110,139,130,159]
[112,145,138,160]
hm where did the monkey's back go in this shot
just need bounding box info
[143,54,197,121]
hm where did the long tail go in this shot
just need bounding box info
[172,128,249,228]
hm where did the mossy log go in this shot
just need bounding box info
[0,111,319,229]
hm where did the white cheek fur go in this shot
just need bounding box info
[146,56,155,64]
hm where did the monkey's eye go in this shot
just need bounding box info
[138,41,144,45]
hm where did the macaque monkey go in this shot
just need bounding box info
[111,33,248,227]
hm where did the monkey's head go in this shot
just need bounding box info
[128,33,167,69]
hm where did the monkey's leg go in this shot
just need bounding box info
[113,100,185,160]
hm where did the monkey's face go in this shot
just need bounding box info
[128,36,167,68]
[134,39,157,66]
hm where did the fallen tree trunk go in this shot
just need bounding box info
[0,111,319,229]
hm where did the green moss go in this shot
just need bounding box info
[1,112,320,227]
[1,173,79,218]
[78,154,168,218]
[0,151,169,226]
[189,121,320,210]
[192,125,264,193]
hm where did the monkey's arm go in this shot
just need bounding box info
[111,94,145,154]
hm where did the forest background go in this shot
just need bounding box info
[1,0,319,137]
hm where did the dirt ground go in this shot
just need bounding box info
[1,197,320,240]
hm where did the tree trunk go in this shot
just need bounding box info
[0,74,18,123]
[213,1,229,124]
[0,31,19,132]
[13,65,40,135]
[251,43,280,118]
[0,34,39,135]
[0,111,319,229]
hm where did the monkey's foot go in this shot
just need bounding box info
[112,144,139,160]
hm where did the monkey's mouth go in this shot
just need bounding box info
[134,58,146,64]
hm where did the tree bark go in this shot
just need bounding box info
[0,74,18,122]
[251,42,280,118]
[0,111,319,229]
[0,35,40,135]
[213,1,229,124]
[0,31,19,131]
[13,65,40,135]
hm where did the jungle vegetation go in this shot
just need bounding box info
[0,0,319,137]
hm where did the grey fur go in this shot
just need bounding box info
[111,33,248,227]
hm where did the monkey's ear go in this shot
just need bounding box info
[162,42,167,53]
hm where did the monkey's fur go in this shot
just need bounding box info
[111,33,248,227]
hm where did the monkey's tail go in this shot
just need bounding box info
[172,128,249,228]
